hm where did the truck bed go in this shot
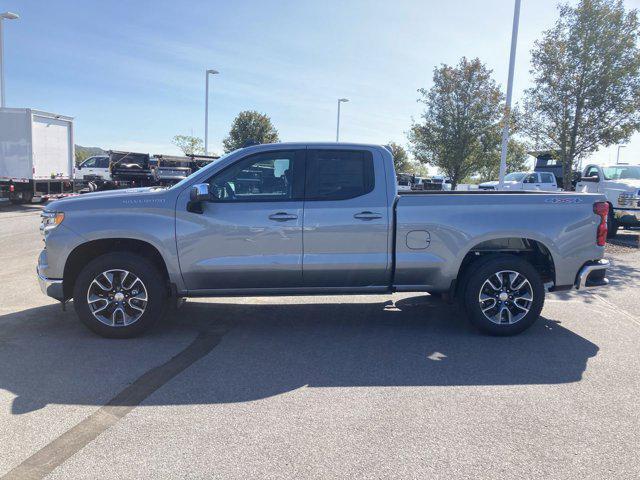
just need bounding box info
[394,190,604,291]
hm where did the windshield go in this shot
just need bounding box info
[504,172,526,181]
[602,165,640,180]
[168,151,235,191]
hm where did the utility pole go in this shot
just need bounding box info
[336,98,349,142]
[204,69,219,155]
[498,0,521,188]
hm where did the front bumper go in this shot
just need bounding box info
[575,259,610,290]
[37,265,64,301]
[613,208,640,226]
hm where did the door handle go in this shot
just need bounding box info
[268,212,298,221]
[354,211,382,220]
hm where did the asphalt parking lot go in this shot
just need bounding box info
[1,203,639,479]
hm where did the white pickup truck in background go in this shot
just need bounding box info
[576,163,640,236]
[479,172,559,191]
[74,155,111,182]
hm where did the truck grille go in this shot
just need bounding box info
[618,192,640,208]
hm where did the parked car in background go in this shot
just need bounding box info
[397,172,413,192]
[478,172,558,192]
[576,163,640,236]
[74,155,111,182]
[38,143,609,339]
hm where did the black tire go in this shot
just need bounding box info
[607,204,619,239]
[462,254,545,336]
[73,252,168,338]
[10,191,33,204]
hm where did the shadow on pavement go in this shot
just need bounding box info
[0,296,599,413]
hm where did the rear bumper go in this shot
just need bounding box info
[575,259,610,290]
[37,265,64,301]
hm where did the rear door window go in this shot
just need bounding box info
[305,150,374,200]
[541,173,555,184]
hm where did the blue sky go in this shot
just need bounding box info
[2,0,639,165]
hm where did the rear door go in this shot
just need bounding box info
[31,115,72,179]
[539,172,558,191]
[302,148,391,287]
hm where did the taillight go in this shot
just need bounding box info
[9,184,14,192]
[593,202,608,246]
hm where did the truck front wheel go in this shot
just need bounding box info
[462,255,545,336]
[73,252,168,338]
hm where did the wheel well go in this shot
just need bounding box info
[456,238,555,294]
[63,238,170,299]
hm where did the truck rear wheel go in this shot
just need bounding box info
[10,191,33,204]
[73,252,168,338]
[462,255,545,336]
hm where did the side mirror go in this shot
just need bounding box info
[190,183,211,202]
[580,175,599,183]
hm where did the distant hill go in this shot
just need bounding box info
[74,145,107,164]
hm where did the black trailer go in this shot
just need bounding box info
[109,151,154,187]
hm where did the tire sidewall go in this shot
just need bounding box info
[463,255,545,336]
[73,252,167,338]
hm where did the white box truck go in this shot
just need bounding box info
[0,108,75,204]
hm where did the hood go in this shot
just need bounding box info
[47,187,169,211]
[612,179,640,191]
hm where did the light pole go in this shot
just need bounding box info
[616,145,626,165]
[336,98,349,142]
[204,69,219,155]
[498,0,521,188]
[0,11,20,108]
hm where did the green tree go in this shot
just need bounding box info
[172,135,205,155]
[523,0,640,190]
[477,139,530,183]
[222,111,280,153]
[387,142,413,173]
[408,57,503,189]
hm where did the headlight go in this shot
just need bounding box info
[40,211,64,235]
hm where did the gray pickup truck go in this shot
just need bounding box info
[37,143,610,338]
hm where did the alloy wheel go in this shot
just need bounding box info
[478,270,533,325]
[86,269,148,327]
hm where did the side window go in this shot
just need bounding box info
[585,166,600,178]
[541,173,555,184]
[81,157,97,168]
[97,157,110,168]
[306,150,374,200]
[207,150,302,202]
[523,173,538,184]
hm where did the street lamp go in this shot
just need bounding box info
[616,145,626,165]
[0,11,20,108]
[204,69,219,155]
[498,0,521,188]
[336,98,349,142]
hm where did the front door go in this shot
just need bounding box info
[302,148,391,287]
[176,150,305,291]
